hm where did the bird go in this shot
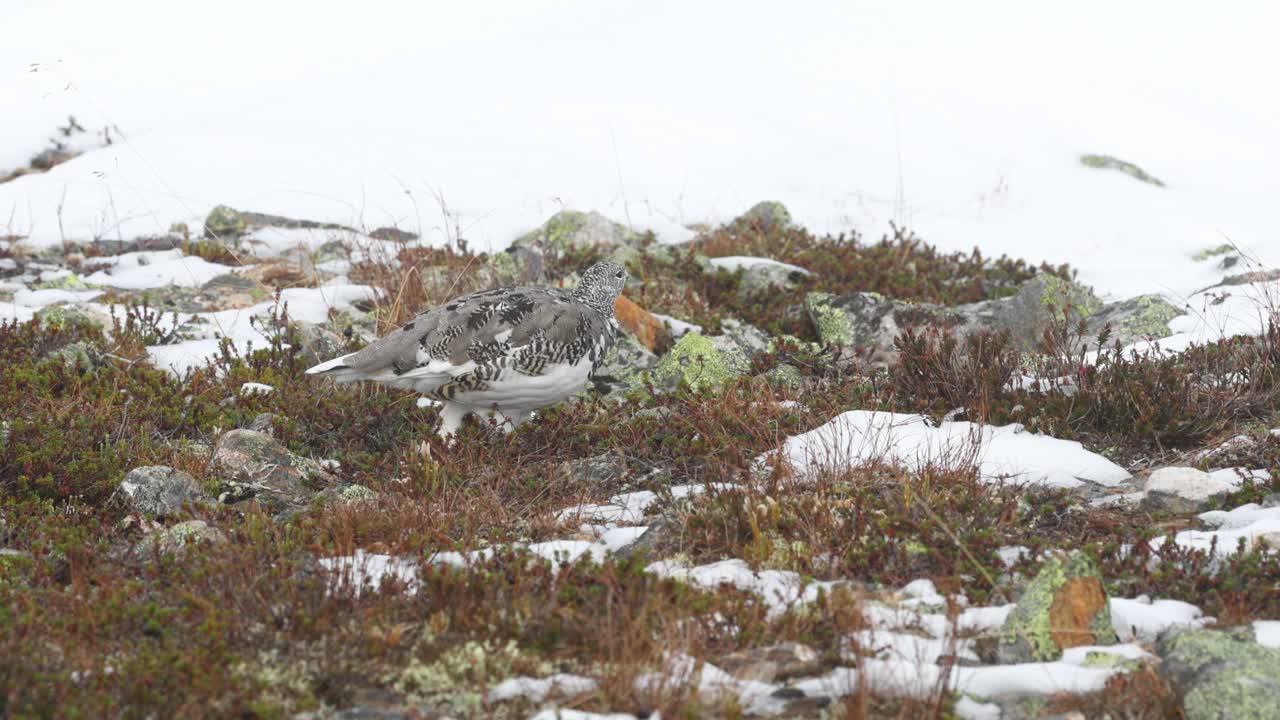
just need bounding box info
[306,260,628,437]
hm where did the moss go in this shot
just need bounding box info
[805,292,856,347]
[340,484,377,503]
[1080,154,1166,187]
[643,332,749,394]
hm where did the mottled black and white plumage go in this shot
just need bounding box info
[306,261,628,436]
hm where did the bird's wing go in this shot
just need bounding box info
[337,285,607,381]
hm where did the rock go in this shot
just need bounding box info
[295,323,351,368]
[716,318,771,359]
[1142,467,1234,515]
[764,363,806,388]
[709,256,811,293]
[512,210,640,256]
[204,205,247,240]
[210,429,337,517]
[247,413,281,435]
[614,295,671,353]
[590,332,658,398]
[1157,627,1280,720]
[368,227,418,243]
[805,275,1103,360]
[998,550,1117,663]
[34,304,108,330]
[615,512,683,560]
[1086,293,1182,348]
[47,340,97,372]
[559,454,631,486]
[962,275,1103,352]
[643,331,750,394]
[805,291,961,364]
[735,201,793,231]
[115,466,212,519]
[137,520,228,556]
[716,642,821,683]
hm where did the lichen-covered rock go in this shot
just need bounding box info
[34,304,108,330]
[805,291,962,363]
[46,340,97,372]
[115,466,212,519]
[716,318,771,360]
[643,331,750,394]
[210,429,337,517]
[1086,293,1182,348]
[589,332,658,399]
[1157,627,1280,720]
[137,520,228,556]
[512,209,639,255]
[961,275,1103,351]
[735,200,793,231]
[339,484,377,504]
[998,550,1117,663]
[204,205,246,240]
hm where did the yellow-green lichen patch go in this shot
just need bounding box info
[998,550,1117,663]
[805,292,856,348]
[1113,294,1182,339]
[1080,154,1166,187]
[1159,629,1280,720]
[1191,243,1235,262]
[643,331,749,394]
[1038,275,1102,318]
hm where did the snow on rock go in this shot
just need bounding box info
[646,558,842,620]
[486,674,598,704]
[556,483,725,526]
[1110,596,1208,642]
[318,550,419,597]
[770,410,1130,488]
[708,255,811,275]
[83,249,240,289]
[146,283,377,374]
[1254,621,1280,648]
[1145,466,1233,500]
[650,312,702,338]
[1155,503,1280,556]
[12,287,103,306]
[239,382,273,396]
[793,660,1119,705]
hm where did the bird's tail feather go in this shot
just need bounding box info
[305,353,362,382]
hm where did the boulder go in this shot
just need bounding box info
[1142,467,1235,514]
[590,333,659,399]
[734,201,793,231]
[614,295,671,353]
[1157,627,1280,720]
[204,205,246,240]
[998,550,1117,663]
[115,466,212,519]
[137,520,228,556]
[210,429,337,517]
[512,210,640,255]
[1086,293,1182,349]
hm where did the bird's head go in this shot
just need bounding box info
[575,261,628,310]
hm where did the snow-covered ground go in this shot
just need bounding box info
[4,1,1278,301]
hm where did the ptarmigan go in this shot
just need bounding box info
[306,261,628,437]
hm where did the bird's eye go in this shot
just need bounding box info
[615,270,625,279]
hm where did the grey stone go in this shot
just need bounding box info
[1085,293,1182,349]
[1157,626,1280,720]
[735,201,793,231]
[210,429,337,517]
[137,520,228,556]
[615,512,682,560]
[115,466,212,519]
[589,332,658,398]
[716,642,820,683]
[716,318,772,359]
[511,209,640,255]
[1141,467,1234,515]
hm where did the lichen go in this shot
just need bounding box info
[390,637,537,718]
[1191,243,1235,262]
[998,550,1116,662]
[1114,294,1181,339]
[805,293,855,347]
[643,332,749,394]
[1079,154,1166,187]
[204,205,246,239]
[1038,275,1102,318]
[1161,629,1280,720]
